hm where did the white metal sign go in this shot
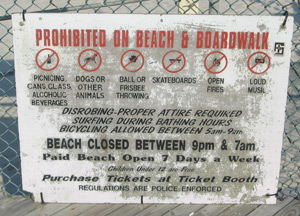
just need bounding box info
[13,14,293,204]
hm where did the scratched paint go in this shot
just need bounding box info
[12,14,293,204]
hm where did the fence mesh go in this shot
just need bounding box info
[0,0,299,199]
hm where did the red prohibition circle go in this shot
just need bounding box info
[204,51,228,74]
[162,50,186,73]
[78,49,102,72]
[35,48,59,71]
[121,49,144,73]
[247,51,271,75]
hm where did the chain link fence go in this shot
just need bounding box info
[0,0,299,199]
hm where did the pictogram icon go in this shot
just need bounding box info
[35,48,59,71]
[78,49,102,72]
[247,52,271,74]
[121,50,144,73]
[204,51,228,74]
[162,50,186,73]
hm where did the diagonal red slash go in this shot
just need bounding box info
[208,55,225,71]
[166,54,183,69]
[41,53,55,68]
[124,54,141,68]
[82,53,98,68]
[250,55,267,70]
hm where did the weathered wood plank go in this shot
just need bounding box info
[105,204,152,216]
[77,204,110,216]
[162,204,206,216]
[247,197,294,216]
[25,203,71,216]
[81,204,125,216]
[0,198,42,216]
[51,203,98,216]
[135,204,179,216]
[0,191,297,216]
[0,195,29,214]
[193,204,232,216]
[274,199,300,216]
[0,194,8,203]
[218,204,260,216]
